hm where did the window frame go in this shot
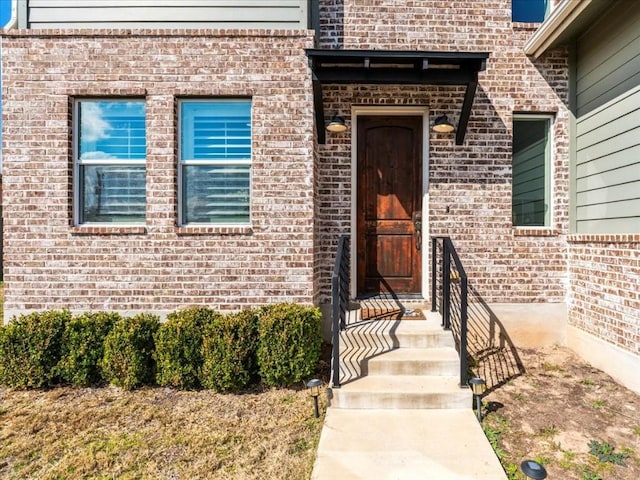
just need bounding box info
[73,98,147,226]
[512,113,554,229]
[177,98,253,227]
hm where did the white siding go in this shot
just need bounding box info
[26,0,309,29]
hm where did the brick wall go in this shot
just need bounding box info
[0,176,3,280]
[315,1,570,304]
[2,2,573,323]
[568,236,640,356]
[1,29,316,318]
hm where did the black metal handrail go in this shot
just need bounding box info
[331,234,350,388]
[431,236,469,388]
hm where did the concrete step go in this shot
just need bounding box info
[329,375,471,409]
[363,347,460,376]
[339,319,454,352]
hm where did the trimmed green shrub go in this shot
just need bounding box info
[58,312,120,387]
[101,313,159,390]
[154,307,221,389]
[0,310,71,388]
[257,303,323,387]
[201,309,260,392]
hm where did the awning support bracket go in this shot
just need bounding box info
[306,49,490,145]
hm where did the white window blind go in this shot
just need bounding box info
[76,100,146,224]
[180,100,252,225]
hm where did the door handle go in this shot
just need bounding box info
[413,212,422,251]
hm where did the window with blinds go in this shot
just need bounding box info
[179,100,252,225]
[75,100,146,224]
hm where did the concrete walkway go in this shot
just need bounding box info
[312,408,507,479]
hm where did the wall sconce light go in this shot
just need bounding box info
[306,378,322,418]
[326,115,347,133]
[432,114,455,133]
[468,377,486,422]
[520,460,548,479]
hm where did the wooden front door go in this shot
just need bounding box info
[357,116,423,296]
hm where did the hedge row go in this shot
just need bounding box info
[0,303,323,391]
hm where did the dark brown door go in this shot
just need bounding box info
[357,116,423,296]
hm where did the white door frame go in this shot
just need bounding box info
[350,106,430,299]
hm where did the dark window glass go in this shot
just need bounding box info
[512,0,548,22]
[513,117,550,227]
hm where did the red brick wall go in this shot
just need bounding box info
[568,236,640,356]
[1,29,316,318]
[2,2,574,322]
[315,1,570,304]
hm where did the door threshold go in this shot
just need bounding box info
[355,293,425,301]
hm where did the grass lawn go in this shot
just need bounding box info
[0,283,326,479]
[0,385,325,479]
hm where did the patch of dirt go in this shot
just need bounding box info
[482,346,640,479]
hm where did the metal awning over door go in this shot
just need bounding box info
[306,49,490,145]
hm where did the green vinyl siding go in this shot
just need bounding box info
[576,2,640,116]
[25,0,309,29]
[574,0,640,234]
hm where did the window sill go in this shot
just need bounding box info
[71,225,147,235]
[175,225,253,236]
[513,227,557,237]
[567,234,640,244]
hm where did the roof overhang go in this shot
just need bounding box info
[306,49,489,145]
[524,0,612,58]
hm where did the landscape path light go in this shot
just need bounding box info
[520,460,547,479]
[468,377,486,422]
[306,378,322,418]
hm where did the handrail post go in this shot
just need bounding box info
[431,237,437,312]
[460,276,469,387]
[331,235,349,389]
[431,236,470,388]
[442,240,451,330]
[331,272,341,388]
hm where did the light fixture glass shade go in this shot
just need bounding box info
[432,115,455,133]
[468,377,486,395]
[306,378,322,397]
[326,115,347,133]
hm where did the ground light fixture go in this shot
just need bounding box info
[326,115,347,133]
[520,460,548,479]
[432,114,455,133]
[468,377,486,422]
[306,378,322,418]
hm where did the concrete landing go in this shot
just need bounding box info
[312,408,507,480]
